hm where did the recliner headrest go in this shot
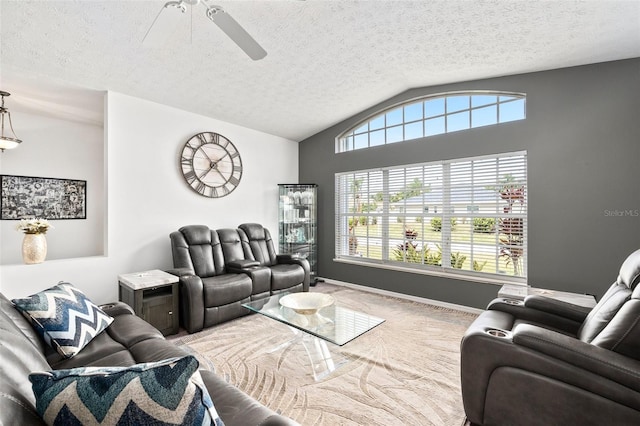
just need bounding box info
[179,225,212,245]
[617,248,640,290]
[217,228,241,244]
[239,223,266,240]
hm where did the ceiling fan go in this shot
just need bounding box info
[143,0,267,60]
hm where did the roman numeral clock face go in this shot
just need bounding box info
[180,132,243,198]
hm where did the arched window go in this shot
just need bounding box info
[336,91,526,153]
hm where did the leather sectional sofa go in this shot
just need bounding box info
[0,292,298,426]
[169,223,310,333]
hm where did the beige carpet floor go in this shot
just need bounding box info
[171,283,477,426]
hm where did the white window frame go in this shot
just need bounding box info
[335,151,527,284]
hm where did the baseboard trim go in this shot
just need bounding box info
[319,277,483,315]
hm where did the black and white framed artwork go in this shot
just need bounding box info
[0,175,87,220]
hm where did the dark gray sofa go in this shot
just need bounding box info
[239,223,310,293]
[170,224,310,334]
[460,248,640,425]
[0,292,298,426]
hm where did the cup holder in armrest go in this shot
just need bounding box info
[486,329,511,338]
[99,303,117,310]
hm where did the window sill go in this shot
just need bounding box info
[333,257,526,286]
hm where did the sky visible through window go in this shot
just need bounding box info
[338,92,526,153]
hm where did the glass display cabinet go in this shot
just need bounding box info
[278,184,318,284]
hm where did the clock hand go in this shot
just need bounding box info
[197,160,218,180]
[201,147,229,164]
[202,150,216,163]
[215,168,228,182]
[198,167,212,180]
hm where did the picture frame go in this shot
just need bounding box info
[0,175,87,220]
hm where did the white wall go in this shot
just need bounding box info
[0,92,299,303]
[0,111,105,263]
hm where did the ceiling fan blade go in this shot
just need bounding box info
[143,1,187,47]
[205,6,267,61]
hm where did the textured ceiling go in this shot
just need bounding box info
[1,0,639,141]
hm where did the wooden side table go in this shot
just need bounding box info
[118,269,179,336]
[498,284,597,309]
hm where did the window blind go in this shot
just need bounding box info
[335,151,527,280]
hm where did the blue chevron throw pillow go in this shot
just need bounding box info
[29,355,224,426]
[12,282,114,358]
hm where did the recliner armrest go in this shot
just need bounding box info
[276,254,301,262]
[176,274,205,333]
[100,301,134,317]
[166,267,194,277]
[227,259,260,269]
[488,298,583,334]
[524,295,591,323]
[276,255,311,292]
[514,324,640,394]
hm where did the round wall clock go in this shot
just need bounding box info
[180,132,243,198]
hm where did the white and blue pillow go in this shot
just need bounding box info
[29,355,224,425]
[12,282,114,358]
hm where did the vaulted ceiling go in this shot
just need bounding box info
[1,0,639,141]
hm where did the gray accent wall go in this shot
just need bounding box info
[299,58,640,309]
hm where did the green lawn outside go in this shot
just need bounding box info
[349,219,520,276]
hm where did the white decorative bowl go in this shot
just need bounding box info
[279,293,335,315]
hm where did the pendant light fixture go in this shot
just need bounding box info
[0,91,22,151]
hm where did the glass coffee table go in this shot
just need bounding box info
[242,292,384,380]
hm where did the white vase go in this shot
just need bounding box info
[22,233,47,264]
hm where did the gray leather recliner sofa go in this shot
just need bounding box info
[169,224,310,334]
[460,248,640,425]
[0,293,298,426]
[239,223,310,294]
